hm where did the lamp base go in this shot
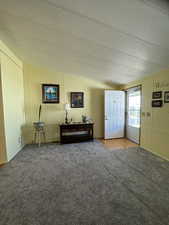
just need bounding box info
[65,111,68,124]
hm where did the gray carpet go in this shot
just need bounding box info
[0,140,169,225]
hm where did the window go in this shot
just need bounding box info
[128,90,141,128]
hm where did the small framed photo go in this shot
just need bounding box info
[152,91,162,99]
[152,100,163,108]
[71,92,84,108]
[42,84,59,103]
[164,91,169,103]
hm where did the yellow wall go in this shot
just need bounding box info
[1,40,169,162]
[123,70,169,161]
[0,67,7,164]
[23,64,115,143]
[0,40,25,162]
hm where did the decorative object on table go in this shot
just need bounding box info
[164,91,169,103]
[42,84,59,103]
[82,115,87,123]
[88,118,93,123]
[82,115,92,123]
[152,91,162,99]
[70,118,73,123]
[64,103,70,124]
[71,92,84,108]
[152,100,163,108]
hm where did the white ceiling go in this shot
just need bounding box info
[0,0,169,84]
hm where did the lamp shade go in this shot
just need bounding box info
[64,104,70,111]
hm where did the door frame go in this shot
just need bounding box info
[124,85,142,145]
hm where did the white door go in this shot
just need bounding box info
[104,90,125,139]
[126,86,141,144]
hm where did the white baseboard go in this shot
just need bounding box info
[140,146,169,162]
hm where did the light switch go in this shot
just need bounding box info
[147,112,151,117]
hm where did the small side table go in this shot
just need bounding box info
[33,122,46,147]
[60,123,94,144]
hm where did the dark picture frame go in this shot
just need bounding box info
[71,92,84,108]
[164,91,169,103]
[42,84,59,104]
[152,100,163,108]
[152,91,162,99]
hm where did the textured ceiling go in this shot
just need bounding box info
[0,0,169,84]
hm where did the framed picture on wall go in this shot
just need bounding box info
[71,92,84,108]
[152,100,163,107]
[164,91,169,103]
[152,91,162,99]
[42,84,59,103]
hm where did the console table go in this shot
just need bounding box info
[59,123,94,144]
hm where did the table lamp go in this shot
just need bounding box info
[64,103,70,124]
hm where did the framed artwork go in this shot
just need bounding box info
[164,91,169,103]
[71,92,84,108]
[152,100,163,108]
[42,84,59,103]
[152,91,162,99]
